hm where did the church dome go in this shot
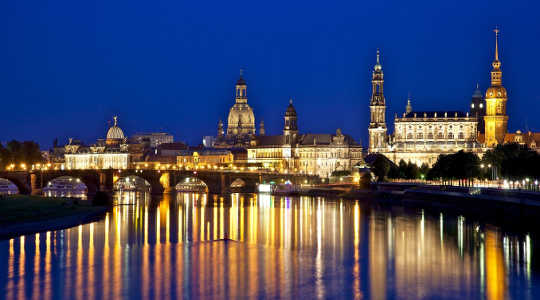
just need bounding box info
[227,103,255,134]
[106,116,125,140]
[485,86,507,99]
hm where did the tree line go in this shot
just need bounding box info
[368,143,540,183]
[0,140,43,169]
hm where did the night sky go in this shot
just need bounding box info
[2,0,540,149]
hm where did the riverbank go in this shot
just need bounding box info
[0,195,108,240]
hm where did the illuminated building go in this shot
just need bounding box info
[177,149,234,167]
[214,70,257,148]
[367,29,540,166]
[368,49,388,153]
[367,50,482,166]
[131,132,173,148]
[64,116,131,169]
[483,28,508,147]
[248,100,364,177]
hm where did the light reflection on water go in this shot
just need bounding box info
[0,191,538,299]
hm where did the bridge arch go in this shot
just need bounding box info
[0,178,20,195]
[43,176,88,199]
[114,175,151,192]
[175,177,208,193]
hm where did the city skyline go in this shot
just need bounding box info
[3,1,540,148]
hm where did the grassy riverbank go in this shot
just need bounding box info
[0,195,108,239]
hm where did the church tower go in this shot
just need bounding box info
[470,83,486,133]
[283,98,298,145]
[368,49,388,153]
[484,28,508,146]
[226,70,256,136]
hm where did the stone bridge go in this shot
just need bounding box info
[0,169,319,195]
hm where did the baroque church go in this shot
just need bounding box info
[368,29,540,167]
[214,71,259,148]
[212,71,363,177]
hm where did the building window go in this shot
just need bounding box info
[448,132,454,139]
[458,132,464,139]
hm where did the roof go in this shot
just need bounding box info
[157,142,188,150]
[251,133,360,147]
[402,111,470,118]
[299,134,332,145]
[254,135,284,146]
[236,77,246,85]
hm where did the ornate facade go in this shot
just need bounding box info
[215,71,257,148]
[367,29,540,167]
[386,110,482,166]
[64,116,132,169]
[368,49,388,153]
[367,50,483,166]
[248,100,363,177]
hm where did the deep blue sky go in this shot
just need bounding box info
[2,0,540,149]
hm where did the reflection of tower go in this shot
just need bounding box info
[485,228,506,300]
[484,28,508,146]
[368,49,388,153]
[470,84,486,133]
[283,98,298,145]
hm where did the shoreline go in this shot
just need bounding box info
[0,206,108,240]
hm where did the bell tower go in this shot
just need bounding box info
[284,98,298,145]
[484,28,508,146]
[368,49,388,153]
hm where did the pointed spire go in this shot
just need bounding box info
[239,68,244,77]
[289,97,293,105]
[374,49,382,71]
[494,27,500,61]
[113,116,118,127]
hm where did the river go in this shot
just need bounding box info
[0,192,538,299]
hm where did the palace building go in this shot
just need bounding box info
[247,100,364,177]
[368,29,518,167]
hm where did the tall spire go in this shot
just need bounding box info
[494,27,499,61]
[490,27,502,85]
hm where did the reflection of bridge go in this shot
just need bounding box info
[0,169,319,195]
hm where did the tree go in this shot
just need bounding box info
[366,154,397,182]
[427,150,480,185]
[483,143,540,180]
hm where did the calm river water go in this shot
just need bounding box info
[0,192,539,299]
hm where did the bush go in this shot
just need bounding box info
[92,191,112,206]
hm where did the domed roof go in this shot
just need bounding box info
[472,84,483,98]
[236,76,246,86]
[485,85,507,99]
[228,104,255,124]
[106,116,125,140]
[285,99,297,116]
